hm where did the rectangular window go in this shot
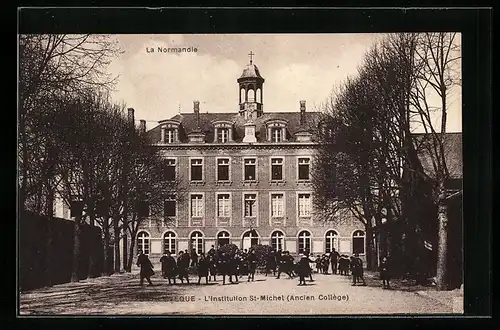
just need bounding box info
[217,158,230,181]
[164,195,176,217]
[164,159,176,181]
[190,194,204,217]
[298,158,310,180]
[218,128,229,143]
[217,194,231,217]
[298,193,311,217]
[244,158,256,181]
[190,159,203,181]
[271,158,283,181]
[271,128,282,142]
[271,193,284,217]
[244,194,257,217]
[166,129,175,143]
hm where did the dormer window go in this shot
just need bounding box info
[218,128,229,143]
[265,119,288,143]
[166,129,176,143]
[271,128,282,142]
[159,120,180,144]
[212,120,234,143]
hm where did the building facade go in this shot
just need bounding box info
[132,58,366,264]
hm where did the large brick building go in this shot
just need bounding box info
[131,57,366,264]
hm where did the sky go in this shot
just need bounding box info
[107,34,462,132]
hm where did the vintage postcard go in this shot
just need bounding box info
[18,32,463,315]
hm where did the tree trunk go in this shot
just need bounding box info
[123,228,129,272]
[102,218,111,276]
[87,211,96,278]
[365,225,376,271]
[44,195,53,287]
[127,233,136,272]
[71,215,82,282]
[435,183,448,290]
[113,217,121,273]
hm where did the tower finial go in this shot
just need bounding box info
[248,51,254,64]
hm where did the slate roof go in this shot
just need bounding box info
[413,132,463,179]
[147,111,321,143]
[239,63,264,80]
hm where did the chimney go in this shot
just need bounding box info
[127,108,135,125]
[193,100,200,128]
[139,119,146,134]
[299,100,306,125]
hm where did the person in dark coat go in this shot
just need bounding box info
[209,255,218,281]
[218,253,234,285]
[339,255,350,276]
[160,253,168,278]
[380,256,391,289]
[247,250,257,282]
[207,245,216,258]
[176,251,190,284]
[297,253,311,285]
[321,254,330,274]
[330,248,340,274]
[197,253,209,284]
[315,255,321,274]
[277,251,294,279]
[265,250,277,277]
[351,254,366,286]
[160,251,177,283]
[191,249,199,268]
[136,250,154,286]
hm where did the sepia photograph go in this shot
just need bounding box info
[18,31,464,316]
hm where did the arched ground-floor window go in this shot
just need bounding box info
[163,231,176,255]
[242,230,259,250]
[352,230,366,254]
[217,230,230,247]
[137,231,150,255]
[297,230,312,254]
[271,230,284,251]
[325,230,339,253]
[190,231,204,255]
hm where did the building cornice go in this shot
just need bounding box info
[151,142,319,150]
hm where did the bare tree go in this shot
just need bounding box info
[409,32,461,290]
[18,34,120,283]
[18,34,120,213]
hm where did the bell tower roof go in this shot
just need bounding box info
[239,63,263,79]
[238,51,265,82]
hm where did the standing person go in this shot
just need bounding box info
[265,250,277,277]
[380,256,391,289]
[350,256,358,284]
[163,251,177,285]
[321,254,330,274]
[277,251,294,279]
[136,250,154,286]
[207,245,216,258]
[315,255,321,274]
[160,253,168,279]
[351,254,366,286]
[209,255,218,282]
[247,249,257,282]
[190,248,199,269]
[177,251,190,284]
[197,253,209,284]
[219,253,233,285]
[330,248,340,274]
[297,253,311,286]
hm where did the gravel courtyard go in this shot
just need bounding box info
[19,271,458,315]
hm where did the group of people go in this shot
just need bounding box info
[136,246,391,288]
